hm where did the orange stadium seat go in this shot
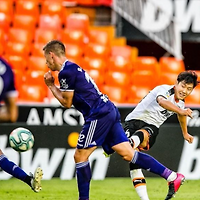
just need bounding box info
[0,29,6,55]
[25,70,46,89]
[27,56,47,72]
[15,0,40,19]
[159,57,185,74]
[133,56,159,72]
[18,84,47,102]
[65,13,89,35]
[128,85,151,104]
[41,1,64,16]
[0,12,12,31]
[84,43,110,59]
[0,0,14,16]
[101,85,127,104]
[131,70,158,89]
[85,69,105,88]
[5,42,31,57]
[8,28,34,44]
[3,54,27,72]
[111,45,132,60]
[31,43,45,57]
[34,28,60,44]
[77,0,99,6]
[38,14,62,30]
[12,69,25,90]
[159,72,178,85]
[108,56,133,73]
[65,44,83,59]
[88,30,109,46]
[104,71,130,88]
[185,86,200,105]
[12,14,37,32]
[81,56,106,72]
[61,29,85,46]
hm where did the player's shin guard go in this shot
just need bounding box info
[130,169,149,200]
[131,151,172,180]
[76,161,91,200]
[0,154,28,181]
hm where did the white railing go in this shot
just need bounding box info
[112,0,183,59]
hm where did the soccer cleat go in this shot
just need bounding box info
[31,167,43,193]
[165,173,185,200]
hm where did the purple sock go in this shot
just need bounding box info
[76,161,91,200]
[132,151,172,180]
[0,155,28,181]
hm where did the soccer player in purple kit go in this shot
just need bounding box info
[43,40,185,200]
[0,56,43,192]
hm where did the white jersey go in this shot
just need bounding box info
[125,85,185,128]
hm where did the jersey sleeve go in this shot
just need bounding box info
[58,66,76,91]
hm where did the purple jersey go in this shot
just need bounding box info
[59,60,114,121]
[0,57,17,102]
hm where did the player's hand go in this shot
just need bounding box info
[179,108,193,119]
[44,71,55,86]
[184,133,194,143]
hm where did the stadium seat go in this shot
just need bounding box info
[0,0,14,16]
[111,45,133,61]
[110,37,127,46]
[65,44,83,59]
[128,85,151,104]
[3,54,27,72]
[41,1,64,17]
[12,69,25,90]
[185,86,200,105]
[0,29,6,54]
[88,29,109,46]
[34,28,59,44]
[108,56,133,73]
[25,70,46,88]
[84,69,105,88]
[104,71,130,88]
[77,0,100,6]
[15,0,40,19]
[31,43,45,57]
[27,56,47,72]
[101,85,127,104]
[81,57,106,72]
[12,14,37,32]
[159,57,185,74]
[133,56,159,72]
[18,84,47,102]
[131,70,158,88]
[5,42,31,57]
[159,72,178,85]
[0,12,12,31]
[84,43,110,59]
[38,14,62,30]
[61,29,85,46]
[65,13,89,35]
[8,28,34,44]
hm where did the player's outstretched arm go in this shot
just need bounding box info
[177,114,194,143]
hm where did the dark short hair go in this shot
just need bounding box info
[177,71,199,88]
[43,40,65,56]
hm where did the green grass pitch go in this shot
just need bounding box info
[0,178,199,200]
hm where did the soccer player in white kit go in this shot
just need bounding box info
[124,71,199,200]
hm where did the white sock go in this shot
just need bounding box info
[130,135,141,148]
[167,172,177,182]
[130,169,150,200]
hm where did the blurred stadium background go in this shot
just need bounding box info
[0,0,200,181]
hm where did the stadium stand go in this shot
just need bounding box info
[1,0,198,106]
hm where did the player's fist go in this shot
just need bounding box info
[44,71,55,86]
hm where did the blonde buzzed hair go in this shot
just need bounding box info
[43,40,65,57]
